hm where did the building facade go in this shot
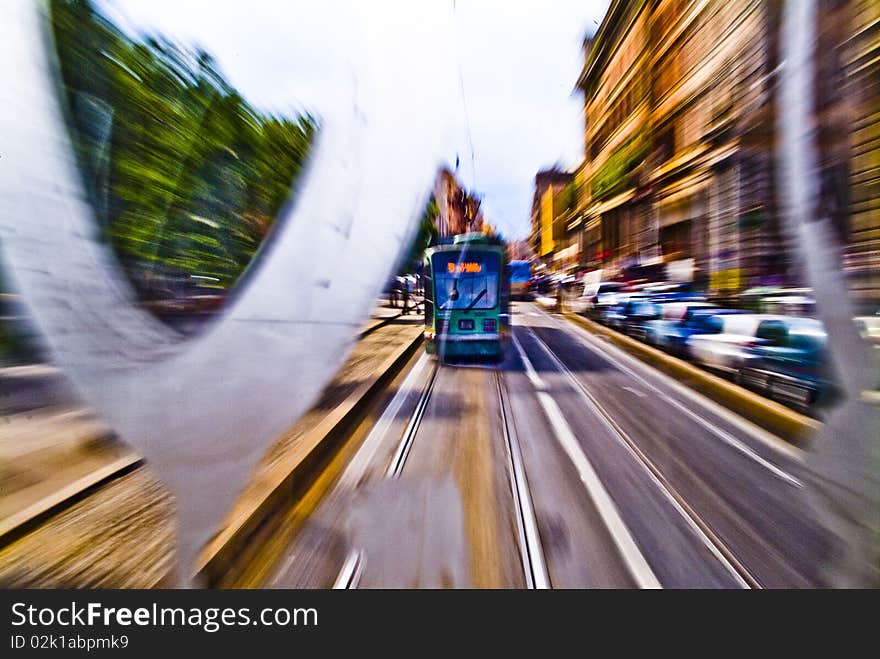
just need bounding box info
[434,168,485,238]
[833,0,880,308]
[573,0,652,277]
[572,0,786,292]
[567,0,879,306]
[530,168,574,269]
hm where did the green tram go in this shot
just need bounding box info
[423,233,508,361]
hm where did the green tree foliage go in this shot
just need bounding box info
[591,137,647,199]
[403,197,440,272]
[49,0,316,296]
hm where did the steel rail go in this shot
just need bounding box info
[526,325,760,589]
[495,371,551,589]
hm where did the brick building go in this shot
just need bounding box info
[568,0,879,306]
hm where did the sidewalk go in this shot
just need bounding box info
[0,305,423,586]
[0,297,421,538]
[362,295,424,335]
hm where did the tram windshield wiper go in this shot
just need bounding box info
[465,288,487,310]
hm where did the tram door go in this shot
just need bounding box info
[423,253,434,332]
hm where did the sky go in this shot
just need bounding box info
[100,0,610,241]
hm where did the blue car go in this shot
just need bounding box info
[737,316,838,414]
[644,303,743,355]
[602,294,649,330]
[619,300,665,342]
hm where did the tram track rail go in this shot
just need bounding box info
[524,323,761,589]
[336,359,437,589]
[336,359,550,589]
[495,370,550,589]
[386,362,438,479]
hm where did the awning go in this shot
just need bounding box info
[584,188,636,220]
[650,141,738,186]
[655,172,710,227]
[656,172,710,206]
[554,244,579,262]
[649,144,708,180]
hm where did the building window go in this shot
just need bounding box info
[657,126,676,163]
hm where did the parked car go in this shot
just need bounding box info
[644,303,743,355]
[738,286,820,315]
[568,280,625,317]
[854,313,880,347]
[853,314,880,390]
[686,313,765,375]
[618,299,665,341]
[530,274,554,296]
[593,288,629,323]
[760,293,816,317]
[641,281,704,303]
[602,293,649,330]
[737,317,838,414]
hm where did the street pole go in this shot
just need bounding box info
[778,0,879,587]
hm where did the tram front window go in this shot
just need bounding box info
[433,252,500,311]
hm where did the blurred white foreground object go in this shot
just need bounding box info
[0,0,454,585]
[778,0,879,586]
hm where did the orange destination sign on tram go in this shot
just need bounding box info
[447,262,483,274]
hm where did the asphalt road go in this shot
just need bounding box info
[270,301,833,588]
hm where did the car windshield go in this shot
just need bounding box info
[631,302,657,315]
[689,311,724,332]
[721,315,761,336]
[433,251,500,310]
[787,319,827,349]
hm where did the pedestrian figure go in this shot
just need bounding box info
[401,278,410,315]
[388,277,399,308]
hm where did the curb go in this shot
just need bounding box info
[360,300,424,338]
[0,454,143,549]
[195,326,424,586]
[562,312,822,445]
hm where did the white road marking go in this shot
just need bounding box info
[535,390,662,589]
[537,307,804,486]
[514,308,662,586]
[621,385,645,398]
[527,326,755,588]
[511,331,546,390]
[496,374,551,589]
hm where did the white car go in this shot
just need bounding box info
[567,281,625,316]
[854,314,880,347]
[686,314,766,375]
[855,314,880,383]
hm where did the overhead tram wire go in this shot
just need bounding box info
[451,0,477,192]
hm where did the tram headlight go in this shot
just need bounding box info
[483,318,497,333]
